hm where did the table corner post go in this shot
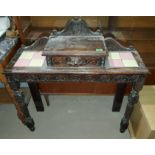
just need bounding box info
[7,75,35,131]
[120,75,145,133]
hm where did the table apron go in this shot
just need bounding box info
[6,73,146,83]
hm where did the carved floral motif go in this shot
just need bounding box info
[51,56,101,67]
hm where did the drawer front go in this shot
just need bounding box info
[48,56,103,67]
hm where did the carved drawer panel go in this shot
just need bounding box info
[49,55,103,67]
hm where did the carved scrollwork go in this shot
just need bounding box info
[67,56,85,66]
[11,73,142,84]
[104,37,133,51]
[5,76,35,131]
[52,56,67,66]
[15,90,25,103]
[120,76,145,133]
[133,75,146,91]
[7,78,20,90]
[51,17,102,36]
[51,56,101,67]
[86,57,101,66]
[128,89,139,105]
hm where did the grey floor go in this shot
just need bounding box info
[0,95,130,139]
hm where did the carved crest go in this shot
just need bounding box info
[50,17,102,36]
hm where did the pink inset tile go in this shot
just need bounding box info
[14,59,31,67]
[119,52,134,60]
[109,59,124,67]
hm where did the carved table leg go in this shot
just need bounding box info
[28,82,44,111]
[112,83,127,112]
[120,76,145,133]
[9,80,35,131]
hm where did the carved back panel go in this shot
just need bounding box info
[43,17,107,67]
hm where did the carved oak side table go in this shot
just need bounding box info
[4,18,149,133]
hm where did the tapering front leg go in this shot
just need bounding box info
[8,79,35,131]
[28,82,44,111]
[112,83,127,112]
[120,76,145,133]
